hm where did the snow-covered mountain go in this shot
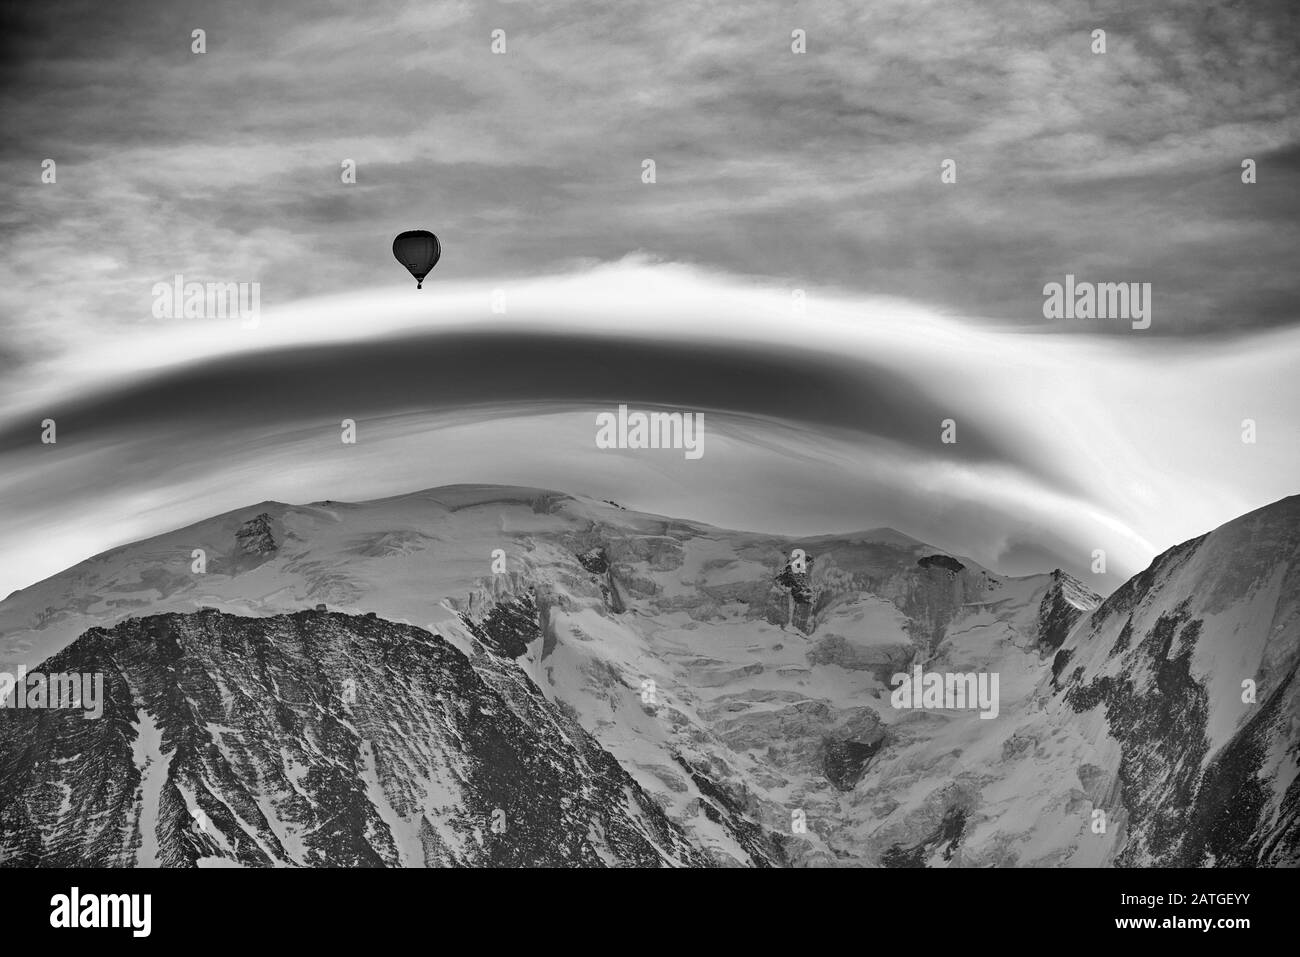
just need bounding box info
[1046,495,1300,866]
[0,608,709,866]
[0,485,1294,867]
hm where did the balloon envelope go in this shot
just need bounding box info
[392,230,441,288]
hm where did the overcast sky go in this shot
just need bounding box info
[0,0,1297,597]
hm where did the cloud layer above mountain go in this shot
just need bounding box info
[1,262,1296,598]
[1,1,1296,596]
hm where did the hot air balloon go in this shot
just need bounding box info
[392,229,441,289]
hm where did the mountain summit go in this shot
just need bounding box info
[1,485,1295,866]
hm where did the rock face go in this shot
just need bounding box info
[0,484,1294,868]
[769,552,817,634]
[460,594,540,659]
[574,547,625,614]
[1048,496,1300,867]
[917,555,964,574]
[235,513,277,556]
[0,610,710,867]
[1036,569,1100,651]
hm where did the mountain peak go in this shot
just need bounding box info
[1,489,1296,867]
[0,608,717,867]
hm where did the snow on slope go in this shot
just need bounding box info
[4,484,1293,866]
[0,608,708,867]
[1045,494,1300,866]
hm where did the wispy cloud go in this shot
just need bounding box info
[2,0,1297,375]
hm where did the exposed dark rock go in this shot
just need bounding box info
[822,733,886,791]
[917,555,964,574]
[1180,663,1300,866]
[671,752,785,867]
[1064,603,1256,865]
[881,805,967,867]
[461,594,541,660]
[1109,616,1135,655]
[0,610,712,867]
[1036,569,1098,651]
[775,560,815,605]
[235,513,276,556]
[574,546,627,614]
[576,547,609,575]
[768,554,818,634]
[1050,648,1073,691]
[4,486,1295,870]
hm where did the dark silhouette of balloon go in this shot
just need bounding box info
[392,230,441,289]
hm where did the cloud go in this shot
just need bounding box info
[1,2,1296,597]
[2,0,1298,375]
[0,261,1295,597]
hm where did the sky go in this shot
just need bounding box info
[0,0,1297,597]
